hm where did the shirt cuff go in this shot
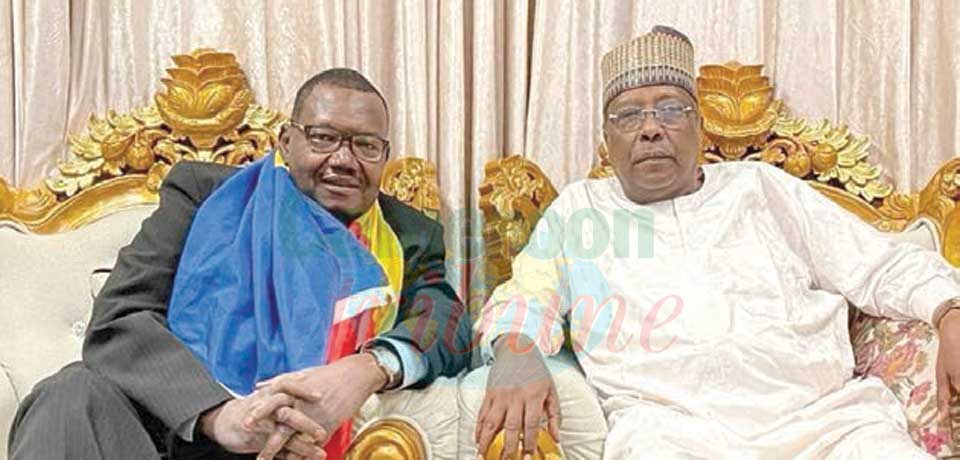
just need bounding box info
[177,381,237,442]
[908,275,960,325]
[480,332,549,366]
[477,298,560,364]
[480,332,502,365]
[176,415,199,442]
[368,337,428,390]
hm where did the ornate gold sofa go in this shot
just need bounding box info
[465,63,960,459]
[0,50,448,460]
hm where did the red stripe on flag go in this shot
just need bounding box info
[323,309,377,459]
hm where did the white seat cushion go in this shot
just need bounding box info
[0,206,156,458]
[355,377,461,460]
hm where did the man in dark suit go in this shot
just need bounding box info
[8,69,472,460]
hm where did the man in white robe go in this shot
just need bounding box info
[472,26,960,460]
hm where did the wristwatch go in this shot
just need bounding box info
[364,345,403,392]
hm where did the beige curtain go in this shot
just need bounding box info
[0,0,958,302]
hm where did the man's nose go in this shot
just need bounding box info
[327,144,358,168]
[637,114,665,142]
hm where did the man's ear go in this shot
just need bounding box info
[279,125,292,146]
[277,126,292,162]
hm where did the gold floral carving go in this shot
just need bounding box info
[155,50,254,149]
[696,62,893,205]
[49,49,285,200]
[381,157,441,220]
[479,156,558,288]
[698,63,783,160]
[764,117,891,203]
[0,49,287,233]
[346,417,428,460]
[483,429,564,460]
[578,63,960,264]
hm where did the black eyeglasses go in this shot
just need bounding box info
[288,122,390,162]
[607,102,695,132]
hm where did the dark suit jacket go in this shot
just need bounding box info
[81,161,472,433]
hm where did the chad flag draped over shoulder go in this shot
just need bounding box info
[167,152,403,459]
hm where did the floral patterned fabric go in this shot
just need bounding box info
[850,309,959,457]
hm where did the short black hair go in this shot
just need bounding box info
[290,68,389,123]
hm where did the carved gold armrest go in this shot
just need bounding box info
[481,429,564,460]
[347,417,429,460]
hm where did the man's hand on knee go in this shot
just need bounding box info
[475,333,561,460]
